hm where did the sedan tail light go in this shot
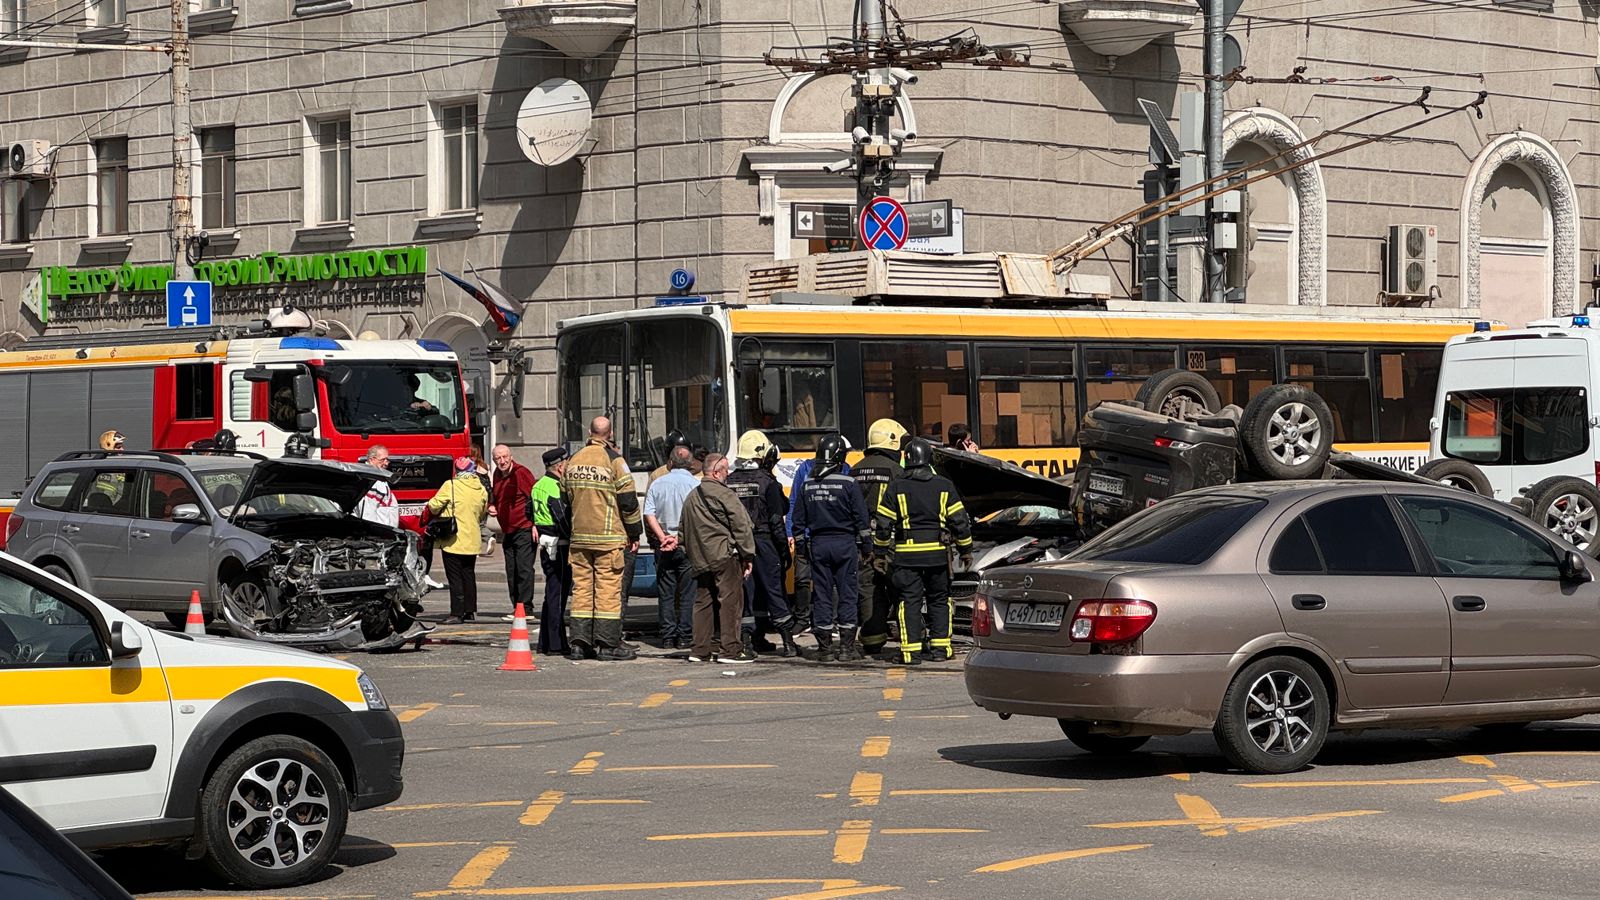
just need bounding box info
[972,593,993,637]
[1069,599,1157,644]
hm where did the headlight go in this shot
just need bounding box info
[357,673,388,710]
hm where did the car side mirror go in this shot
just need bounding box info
[172,503,205,523]
[241,366,274,383]
[759,368,782,417]
[293,372,316,412]
[110,621,143,659]
[1562,549,1591,583]
[296,411,318,432]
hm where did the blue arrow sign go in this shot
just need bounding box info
[857,197,909,251]
[166,279,213,328]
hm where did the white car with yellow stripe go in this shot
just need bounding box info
[0,551,403,888]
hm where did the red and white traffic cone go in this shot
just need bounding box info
[184,590,206,636]
[498,602,537,672]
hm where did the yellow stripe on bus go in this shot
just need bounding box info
[728,309,1476,344]
[2,665,364,707]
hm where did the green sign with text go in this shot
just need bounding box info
[43,245,430,299]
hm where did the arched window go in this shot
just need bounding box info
[1460,133,1579,324]
[1222,108,1327,305]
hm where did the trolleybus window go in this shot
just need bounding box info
[1084,346,1177,409]
[1182,345,1274,410]
[977,345,1075,448]
[1285,347,1373,442]
[629,318,726,472]
[737,341,836,452]
[557,323,625,448]
[1375,347,1440,442]
[862,342,968,443]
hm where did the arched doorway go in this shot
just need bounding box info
[1461,133,1578,324]
[0,330,24,351]
[423,312,493,450]
[1222,108,1327,305]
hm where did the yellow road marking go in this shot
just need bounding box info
[882,688,903,701]
[817,793,840,799]
[1438,789,1505,804]
[569,751,604,775]
[850,772,884,807]
[886,668,907,682]
[1494,775,1539,793]
[974,843,1152,873]
[877,711,896,721]
[1437,776,1600,804]
[639,693,672,709]
[648,829,831,841]
[860,737,891,759]
[398,702,440,723]
[382,801,522,812]
[668,679,689,687]
[766,887,900,900]
[607,764,775,772]
[1242,778,1489,788]
[1457,755,1497,768]
[1093,793,1381,836]
[520,791,564,826]
[1166,773,1192,782]
[832,820,873,864]
[414,878,868,897]
[449,844,515,889]
[889,788,1084,797]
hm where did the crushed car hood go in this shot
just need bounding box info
[932,446,1076,518]
[234,458,392,517]
[1327,453,1438,486]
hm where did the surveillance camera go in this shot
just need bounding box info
[889,128,916,142]
[822,159,854,174]
[888,67,918,85]
[850,126,871,144]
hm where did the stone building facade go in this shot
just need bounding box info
[0,0,1595,455]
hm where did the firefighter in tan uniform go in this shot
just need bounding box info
[561,416,643,661]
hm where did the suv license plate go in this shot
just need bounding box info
[1006,602,1065,630]
[1087,473,1125,497]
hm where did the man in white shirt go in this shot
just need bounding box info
[354,445,400,528]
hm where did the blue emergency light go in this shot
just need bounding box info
[1575,315,1591,328]
[279,336,342,351]
[417,339,453,352]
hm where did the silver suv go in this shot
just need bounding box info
[6,450,429,650]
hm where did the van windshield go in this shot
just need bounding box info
[1441,387,1588,466]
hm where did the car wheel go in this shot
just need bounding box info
[1135,368,1221,420]
[225,576,271,621]
[1525,476,1600,552]
[164,612,190,630]
[1058,721,1151,755]
[1213,655,1329,774]
[1416,459,1493,495]
[40,563,74,585]
[199,735,348,889]
[1239,385,1334,481]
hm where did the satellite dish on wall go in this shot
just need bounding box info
[517,78,593,166]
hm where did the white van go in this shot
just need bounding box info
[1429,313,1600,549]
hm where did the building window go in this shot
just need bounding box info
[309,117,352,224]
[88,0,125,26]
[2,181,29,244]
[93,137,129,236]
[199,126,235,229]
[197,0,232,8]
[2,0,25,37]
[435,102,479,213]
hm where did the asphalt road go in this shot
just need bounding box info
[106,580,1600,900]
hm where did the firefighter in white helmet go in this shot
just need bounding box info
[727,429,797,656]
[852,418,907,660]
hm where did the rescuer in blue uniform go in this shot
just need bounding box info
[792,434,870,661]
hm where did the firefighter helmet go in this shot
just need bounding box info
[903,437,935,470]
[866,418,907,452]
[737,429,779,465]
[814,434,848,478]
[99,429,126,451]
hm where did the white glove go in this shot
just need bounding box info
[538,534,559,555]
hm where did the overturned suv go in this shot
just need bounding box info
[5,450,431,650]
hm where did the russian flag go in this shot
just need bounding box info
[439,265,524,333]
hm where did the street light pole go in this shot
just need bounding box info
[1203,0,1226,303]
[170,0,195,280]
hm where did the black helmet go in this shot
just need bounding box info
[212,429,238,452]
[903,437,935,470]
[813,434,847,477]
[664,430,691,450]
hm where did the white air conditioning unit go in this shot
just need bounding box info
[8,140,53,179]
[1386,224,1438,296]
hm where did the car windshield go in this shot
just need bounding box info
[1072,494,1265,565]
[982,505,1069,526]
[194,465,343,518]
[322,362,466,435]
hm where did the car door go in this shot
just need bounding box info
[122,469,212,602]
[1259,492,1450,710]
[1393,492,1600,703]
[0,562,174,830]
[55,467,138,601]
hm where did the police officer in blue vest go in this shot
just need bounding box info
[792,434,870,661]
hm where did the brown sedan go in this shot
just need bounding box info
[964,481,1600,773]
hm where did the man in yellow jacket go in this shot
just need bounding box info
[561,416,642,660]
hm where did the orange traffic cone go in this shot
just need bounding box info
[184,590,206,636]
[498,602,537,672]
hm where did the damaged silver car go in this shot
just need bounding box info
[5,450,433,651]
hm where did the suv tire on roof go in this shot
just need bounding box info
[1135,368,1221,420]
[1057,721,1151,755]
[199,735,350,889]
[1525,476,1600,553]
[1416,458,1493,495]
[1213,655,1329,774]
[1239,384,1333,481]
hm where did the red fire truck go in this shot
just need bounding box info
[0,320,470,546]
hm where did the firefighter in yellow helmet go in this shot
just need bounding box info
[852,418,906,659]
[727,429,796,655]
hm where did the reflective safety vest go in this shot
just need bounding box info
[873,468,974,567]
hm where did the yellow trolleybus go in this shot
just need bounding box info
[555,301,1480,485]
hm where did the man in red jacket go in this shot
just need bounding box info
[490,444,539,622]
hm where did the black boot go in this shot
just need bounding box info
[566,642,589,661]
[804,630,833,661]
[839,628,864,661]
[751,633,779,653]
[777,624,799,658]
[599,644,637,661]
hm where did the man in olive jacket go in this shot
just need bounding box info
[679,453,756,663]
